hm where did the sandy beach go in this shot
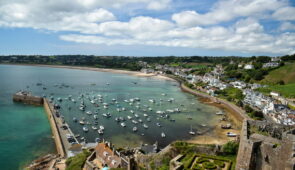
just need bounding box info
[5,64,175,81]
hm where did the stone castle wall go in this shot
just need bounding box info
[236,120,295,170]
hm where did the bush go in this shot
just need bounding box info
[193,164,203,170]
[214,160,225,168]
[202,162,217,169]
[66,150,91,170]
[222,141,239,155]
[196,157,210,163]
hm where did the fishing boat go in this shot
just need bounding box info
[92,126,98,130]
[83,126,89,132]
[121,122,126,127]
[161,132,166,138]
[133,127,138,132]
[189,125,196,135]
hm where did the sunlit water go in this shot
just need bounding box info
[0,65,221,169]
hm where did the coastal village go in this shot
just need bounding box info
[139,57,295,126]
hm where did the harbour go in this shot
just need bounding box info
[1,64,238,169]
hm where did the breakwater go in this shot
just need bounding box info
[43,99,66,158]
[13,91,43,105]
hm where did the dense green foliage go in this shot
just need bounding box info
[215,87,244,103]
[65,150,91,170]
[222,141,239,155]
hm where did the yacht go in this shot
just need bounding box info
[143,124,148,129]
[86,111,92,115]
[83,126,89,132]
[97,129,104,135]
[93,115,98,120]
[73,117,78,122]
[156,123,162,127]
[132,127,138,132]
[121,122,126,127]
[127,116,132,120]
[132,120,138,124]
[149,99,155,103]
[189,125,196,135]
[99,125,105,130]
[92,126,98,130]
[161,132,166,138]
[79,120,85,125]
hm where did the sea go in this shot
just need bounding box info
[0,64,221,169]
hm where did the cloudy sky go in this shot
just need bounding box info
[0,0,294,56]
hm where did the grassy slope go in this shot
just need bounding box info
[258,62,295,99]
[261,62,295,84]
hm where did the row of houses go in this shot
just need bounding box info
[243,89,295,126]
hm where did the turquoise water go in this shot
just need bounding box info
[0,65,220,169]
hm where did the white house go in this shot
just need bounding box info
[244,64,254,70]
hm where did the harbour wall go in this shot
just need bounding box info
[13,93,43,105]
[43,99,66,158]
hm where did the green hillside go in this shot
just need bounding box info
[261,62,295,84]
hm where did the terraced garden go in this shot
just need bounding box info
[180,154,233,170]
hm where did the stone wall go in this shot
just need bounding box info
[236,120,295,170]
[13,94,43,105]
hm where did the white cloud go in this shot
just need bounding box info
[172,0,287,26]
[0,0,294,55]
[59,17,295,55]
[273,6,295,20]
[279,22,295,31]
[147,0,171,10]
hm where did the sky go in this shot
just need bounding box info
[0,0,294,57]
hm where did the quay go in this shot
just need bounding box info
[13,92,80,159]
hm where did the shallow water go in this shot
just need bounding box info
[0,65,221,169]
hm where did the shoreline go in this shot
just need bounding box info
[2,63,175,81]
[4,63,245,145]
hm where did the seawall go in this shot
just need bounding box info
[43,99,66,158]
[180,83,249,122]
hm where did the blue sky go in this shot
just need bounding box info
[0,0,294,56]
